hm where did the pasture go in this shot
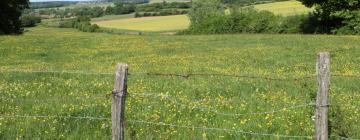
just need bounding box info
[254,0,313,16]
[92,15,190,32]
[0,27,360,139]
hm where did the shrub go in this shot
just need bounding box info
[187,3,283,34]
[20,15,42,27]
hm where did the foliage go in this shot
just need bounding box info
[222,0,288,6]
[135,2,191,12]
[39,6,107,18]
[1,27,360,139]
[20,15,42,27]
[55,16,99,32]
[187,2,285,34]
[112,3,136,15]
[135,9,188,17]
[188,0,223,27]
[0,0,29,34]
[30,1,76,9]
[186,0,338,35]
[297,0,360,34]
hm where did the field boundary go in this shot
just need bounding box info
[1,52,359,139]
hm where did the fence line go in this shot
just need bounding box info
[2,70,360,80]
[0,70,314,80]
[0,96,110,102]
[129,92,315,116]
[128,120,314,139]
[129,92,235,104]
[129,72,316,81]
[0,115,110,120]
[0,70,113,76]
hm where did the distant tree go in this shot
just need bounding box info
[0,0,29,34]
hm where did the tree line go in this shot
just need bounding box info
[185,0,360,35]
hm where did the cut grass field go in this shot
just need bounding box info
[1,27,360,139]
[254,0,313,16]
[92,15,190,32]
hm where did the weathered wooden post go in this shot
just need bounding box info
[315,52,330,140]
[112,63,128,140]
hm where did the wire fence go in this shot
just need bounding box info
[1,70,359,80]
[1,68,360,139]
[128,92,315,116]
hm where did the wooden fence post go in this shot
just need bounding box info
[112,63,128,140]
[315,52,330,140]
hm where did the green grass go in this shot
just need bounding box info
[254,0,314,16]
[1,27,360,139]
[92,15,190,32]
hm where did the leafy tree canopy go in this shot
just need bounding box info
[298,0,360,33]
[0,0,29,34]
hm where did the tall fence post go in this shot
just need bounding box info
[112,63,128,140]
[315,52,330,140]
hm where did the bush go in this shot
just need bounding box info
[185,0,331,35]
[332,10,360,35]
[20,15,42,27]
[58,19,76,28]
[187,1,284,34]
[135,2,191,12]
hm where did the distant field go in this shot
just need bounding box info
[254,0,313,16]
[92,15,190,32]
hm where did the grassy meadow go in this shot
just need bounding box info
[92,15,190,32]
[0,27,360,139]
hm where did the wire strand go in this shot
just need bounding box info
[129,92,315,116]
[129,120,313,139]
[0,115,110,120]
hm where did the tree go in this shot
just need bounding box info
[0,0,29,34]
[298,0,360,33]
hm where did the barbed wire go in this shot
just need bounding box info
[129,92,315,116]
[0,70,113,76]
[2,70,360,80]
[332,74,360,78]
[0,95,110,103]
[0,91,112,102]
[0,70,315,80]
[128,120,314,139]
[0,115,110,120]
[129,72,316,81]
[128,92,235,104]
